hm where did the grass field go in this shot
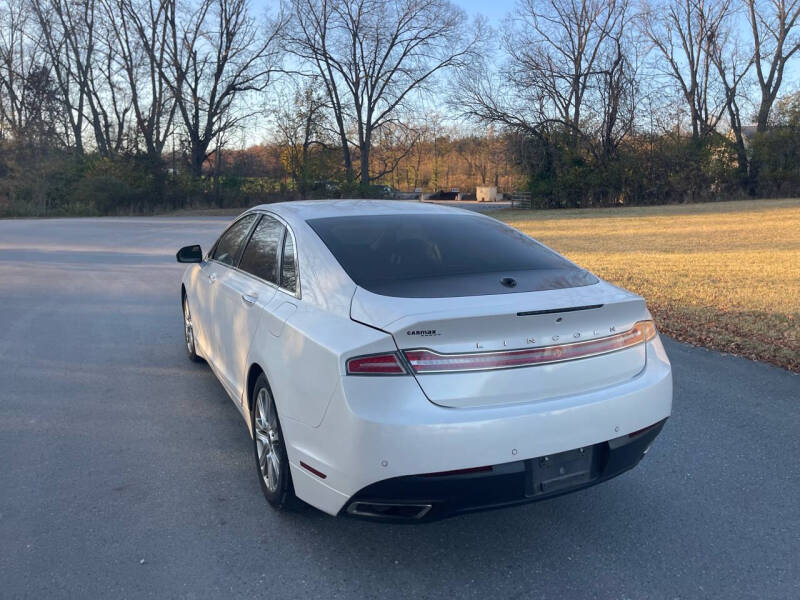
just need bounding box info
[497,199,800,373]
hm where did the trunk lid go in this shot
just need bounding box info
[350,281,651,408]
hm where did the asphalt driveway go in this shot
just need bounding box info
[1,217,798,599]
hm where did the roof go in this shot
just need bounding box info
[252,199,477,221]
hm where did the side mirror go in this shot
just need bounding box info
[176,244,203,263]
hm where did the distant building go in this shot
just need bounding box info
[476,186,498,202]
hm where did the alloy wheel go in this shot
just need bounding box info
[254,388,281,493]
[183,298,195,354]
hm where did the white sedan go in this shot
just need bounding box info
[176,200,672,521]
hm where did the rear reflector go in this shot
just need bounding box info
[404,320,657,374]
[300,461,327,479]
[346,352,407,375]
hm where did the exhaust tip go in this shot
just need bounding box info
[346,501,432,520]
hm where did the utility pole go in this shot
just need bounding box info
[432,123,439,191]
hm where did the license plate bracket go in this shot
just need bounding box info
[528,446,596,496]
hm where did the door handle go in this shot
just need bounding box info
[207,272,217,283]
[241,293,258,305]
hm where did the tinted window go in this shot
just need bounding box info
[239,215,284,284]
[280,233,297,293]
[212,214,257,266]
[307,214,597,298]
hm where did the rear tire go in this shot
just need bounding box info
[251,374,296,510]
[182,295,202,363]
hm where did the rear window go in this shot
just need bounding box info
[306,214,597,298]
[239,215,284,284]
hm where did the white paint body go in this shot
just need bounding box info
[181,200,673,516]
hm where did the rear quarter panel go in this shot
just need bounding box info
[250,300,397,429]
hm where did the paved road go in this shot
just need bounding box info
[1,217,798,599]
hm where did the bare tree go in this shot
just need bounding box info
[100,0,176,159]
[710,20,754,182]
[597,13,641,160]
[31,0,132,155]
[746,0,800,131]
[639,0,732,139]
[0,0,54,143]
[287,0,479,187]
[90,16,134,154]
[453,131,508,186]
[159,0,285,176]
[275,82,331,195]
[30,0,89,152]
[512,0,628,138]
[400,118,434,189]
[459,0,636,162]
[370,119,420,187]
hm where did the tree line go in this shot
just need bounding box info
[1,0,799,215]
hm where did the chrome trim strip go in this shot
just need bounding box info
[404,322,653,374]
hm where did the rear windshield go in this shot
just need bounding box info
[306,214,597,298]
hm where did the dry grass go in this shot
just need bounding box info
[497,199,800,372]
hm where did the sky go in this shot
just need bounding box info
[453,0,515,24]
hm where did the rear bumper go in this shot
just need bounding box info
[284,338,672,517]
[344,419,666,521]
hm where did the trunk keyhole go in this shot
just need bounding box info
[500,277,517,288]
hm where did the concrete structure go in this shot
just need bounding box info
[476,186,498,202]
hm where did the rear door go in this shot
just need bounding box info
[213,214,284,400]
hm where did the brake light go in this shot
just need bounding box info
[346,352,407,375]
[404,320,657,374]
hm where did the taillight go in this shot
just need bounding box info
[346,352,407,375]
[404,320,657,374]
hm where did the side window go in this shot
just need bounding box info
[211,214,257,266]
[280,233,297,293]
[239,215,285,284]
